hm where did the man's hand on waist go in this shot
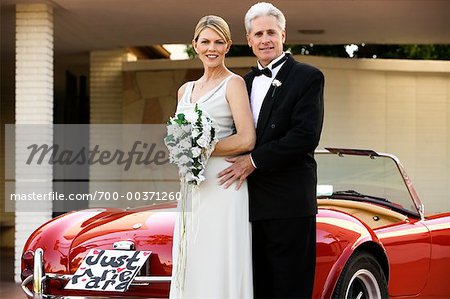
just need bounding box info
[218,154,255,190]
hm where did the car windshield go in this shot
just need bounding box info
[316,153,419,216]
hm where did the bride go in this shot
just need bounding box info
[169,15,255,299]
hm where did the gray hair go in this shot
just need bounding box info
[244,2,286,33]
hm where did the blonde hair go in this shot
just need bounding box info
[193,15,231,42]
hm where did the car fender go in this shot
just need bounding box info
[22,208,122,274]
[315,209,388,299]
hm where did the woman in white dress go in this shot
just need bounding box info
[169,15,255,299]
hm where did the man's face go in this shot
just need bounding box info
[247,15,286,67]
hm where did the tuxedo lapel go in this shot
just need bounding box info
[244,73,254,99]
[255,54,295,139]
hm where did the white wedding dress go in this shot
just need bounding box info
[169,75,253,299]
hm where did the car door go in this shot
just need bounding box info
[376,219,431,296]
[419,214,450,297]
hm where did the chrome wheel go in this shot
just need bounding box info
[345,269,381,299]
[332,251,388,299]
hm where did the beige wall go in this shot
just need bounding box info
[315,57,450,214]
[123,56,450,214]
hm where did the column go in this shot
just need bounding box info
[14,3,53,282]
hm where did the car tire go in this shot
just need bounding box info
[332,251,388,299]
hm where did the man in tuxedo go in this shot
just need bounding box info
[218,2,324,298]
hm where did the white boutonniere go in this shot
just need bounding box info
[272,79,282,87]
[271,79,282,97]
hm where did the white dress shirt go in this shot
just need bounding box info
[250,53,286,127]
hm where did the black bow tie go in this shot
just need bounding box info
[251,67,272,77]
[251,55,288,78]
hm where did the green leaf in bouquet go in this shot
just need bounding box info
[174,113,187,124]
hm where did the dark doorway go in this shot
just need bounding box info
[53,71,90,217]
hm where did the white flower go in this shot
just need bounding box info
[202,130,211,142]
[191,147,202,158]
[169,125,183,139]
[197,135,209,148]
[180,124,191,136]
[178,138,191,151]
[272,79,282,87]
[184,111,198,123]
[201,115,210,125]
[195,174,205,182]
[191,128,201,138]
[178,154,191,165]
[271,79,283,97]
[184,172,194,182]
[203,122,212,133]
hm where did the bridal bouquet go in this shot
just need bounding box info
[164,104,219,185]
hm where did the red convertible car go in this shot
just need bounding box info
[21,148,450,298]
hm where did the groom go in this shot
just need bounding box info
[219,2,324,298]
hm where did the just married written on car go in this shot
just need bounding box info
[65,249,151,292]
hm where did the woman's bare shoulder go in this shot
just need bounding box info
[226,74,246,91]
[228,74,245,84]
[177,82,190,102]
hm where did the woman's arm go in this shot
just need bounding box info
[213,75,256,156]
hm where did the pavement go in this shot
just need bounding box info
[0,281,26,299]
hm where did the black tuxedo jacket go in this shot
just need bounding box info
[244,54,324,221]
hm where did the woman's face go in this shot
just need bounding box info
[193,28,230,68]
